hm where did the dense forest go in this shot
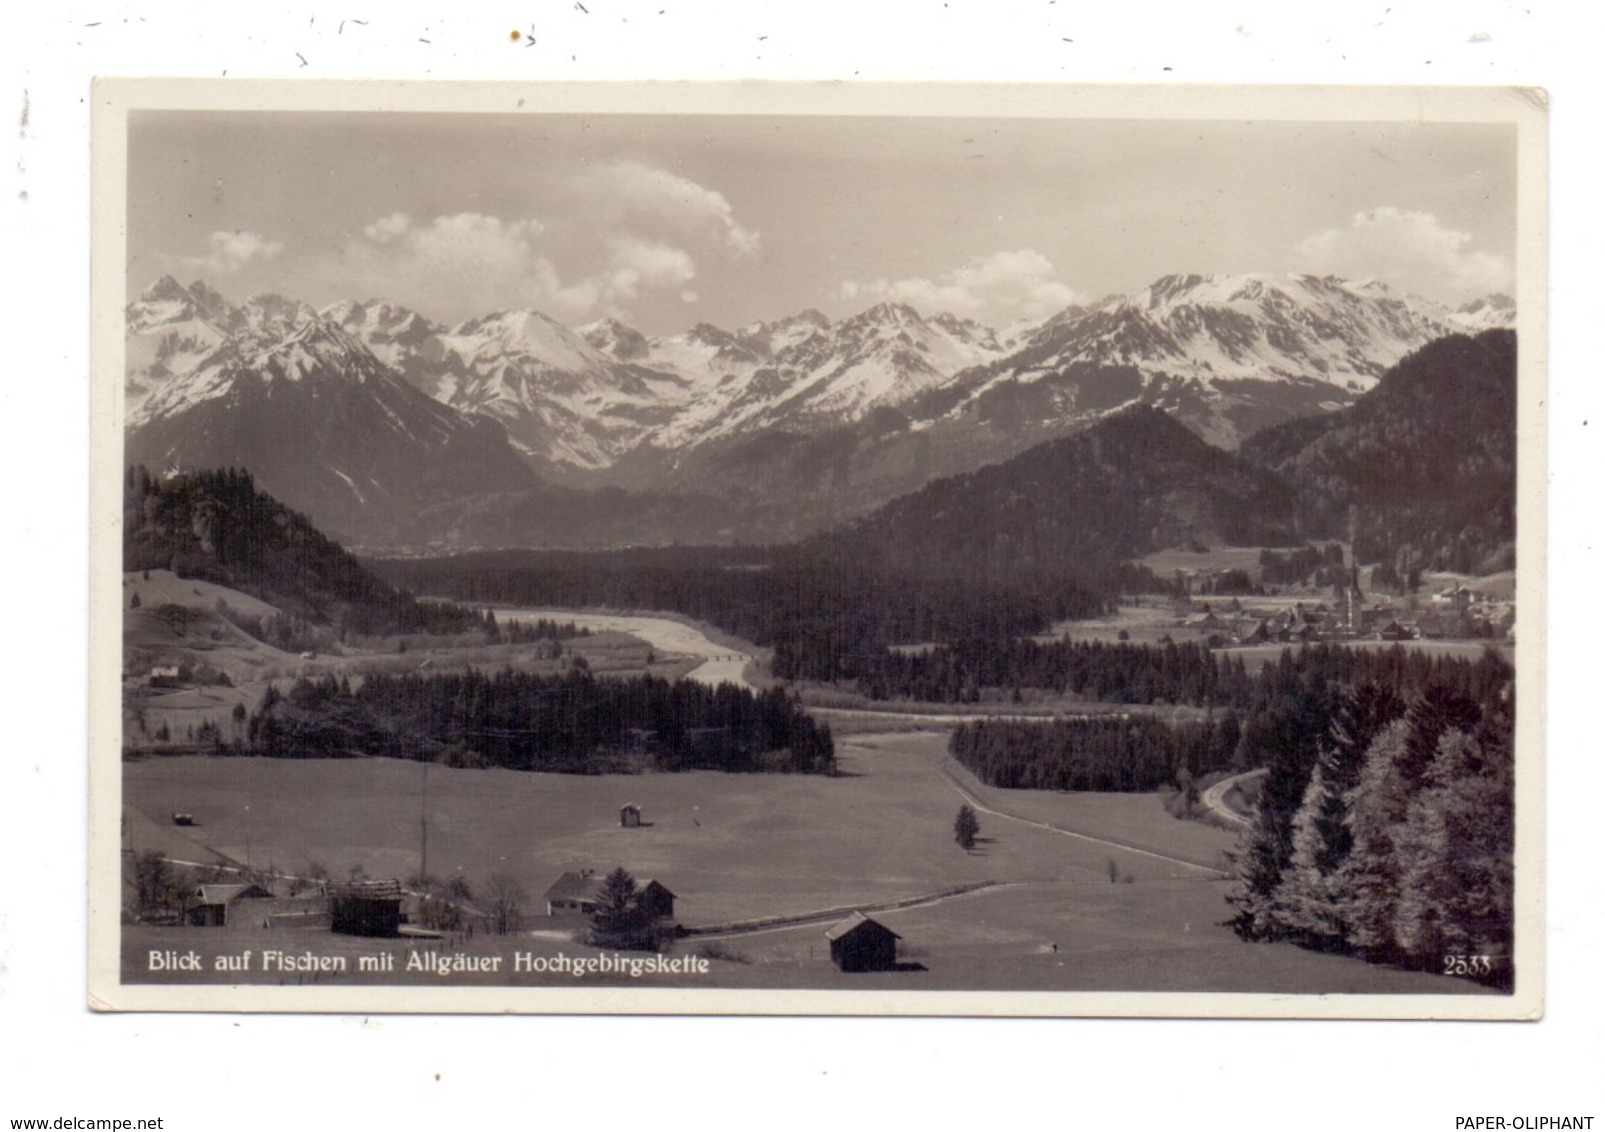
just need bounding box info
[947,643,1511,796]
[841,637,1248,705]
[124,466,479,637]
[1227,678,1514,989]
[951,714,1242,792]
[376,546,1153,683]
[245,668,834,775]
[815,405,1301,583]
[1241,330,1516,578]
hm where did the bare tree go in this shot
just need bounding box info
[483,872,526,936]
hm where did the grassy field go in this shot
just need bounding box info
[120,730,1493,995]
[122,580,697,753]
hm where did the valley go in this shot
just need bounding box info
[116,271,1522,1001]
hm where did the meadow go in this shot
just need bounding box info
[121,730,1488,995]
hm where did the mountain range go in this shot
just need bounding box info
[124,273,1513,548]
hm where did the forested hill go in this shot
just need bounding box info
[122,465,475,636]
[818,404,1301,585]
[1240,329,1517,579]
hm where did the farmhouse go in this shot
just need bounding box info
[542,870,677,920]
[329,879,404,937]
[544,870,605,916]
[825,911,901,973]
[187,883,273,928]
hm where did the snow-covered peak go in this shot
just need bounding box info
[738,309,831,356]
[128,314,404,430]
[578,316,650,362]
[981,271,1482,398]
[442,309,613,374]
[320,298,440,363]
[128,277,238,334]
[139,275,190,304]
[1451,293,1517,329]
[240,292,320,338]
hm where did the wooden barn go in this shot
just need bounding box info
[636,879,676,920]
[620,803,642,828]
[329,879,404,937]
[187,883,273,927]
[825,912,901,972]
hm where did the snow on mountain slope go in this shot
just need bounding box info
[126,315,535,544]
[1007,273,1460,391]
[654,302,1010,447]
[124,277,240,407]
[128,273,1516,492]
[924,272,1489,449]
[1449,293,1517,330]
[423,309,698,469]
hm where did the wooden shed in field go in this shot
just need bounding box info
[825,912,901,973]
[620,803,642,828]
[329,879,404,937]
[636,879,676,920]
[188,883,273,927]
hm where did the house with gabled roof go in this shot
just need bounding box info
[187,882,273,927]
[825,911,901,972]
[543,870,676,920]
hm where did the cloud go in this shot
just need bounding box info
[599,235,697,303]
[839,249,1083,322]
[333,211,578,317]
[576,160,760,259]
[1294,207,1511,300]
[348,211,549,283]
[331,212,701,323]
[179,229,285,275]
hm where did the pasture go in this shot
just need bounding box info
[121,730,1490,995]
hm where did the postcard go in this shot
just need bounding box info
[89,79,1545,1016]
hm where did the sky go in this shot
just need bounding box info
[127,110,1518,335]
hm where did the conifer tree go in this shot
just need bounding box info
[954,804,980,851]
[1336,719,1414,960]
[590,867,645,939]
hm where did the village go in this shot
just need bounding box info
[1172,573,1517,648]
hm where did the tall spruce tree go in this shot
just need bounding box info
[1336,719,1415,960]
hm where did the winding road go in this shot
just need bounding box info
[1199,768,1266,830]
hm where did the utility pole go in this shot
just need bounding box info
[419,760,429,883]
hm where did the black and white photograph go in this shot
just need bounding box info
[89,81,1544,1017]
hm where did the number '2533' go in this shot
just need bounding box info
[1443,955,1494,977]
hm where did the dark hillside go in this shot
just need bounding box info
[1240,330,1516,578]
[123,465,476,636]
[821,404,1301,586]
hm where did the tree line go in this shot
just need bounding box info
[1227,679,1513,989]
[945,644,1511,798]
[245,668,834,776]
[951,714,1244,793]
